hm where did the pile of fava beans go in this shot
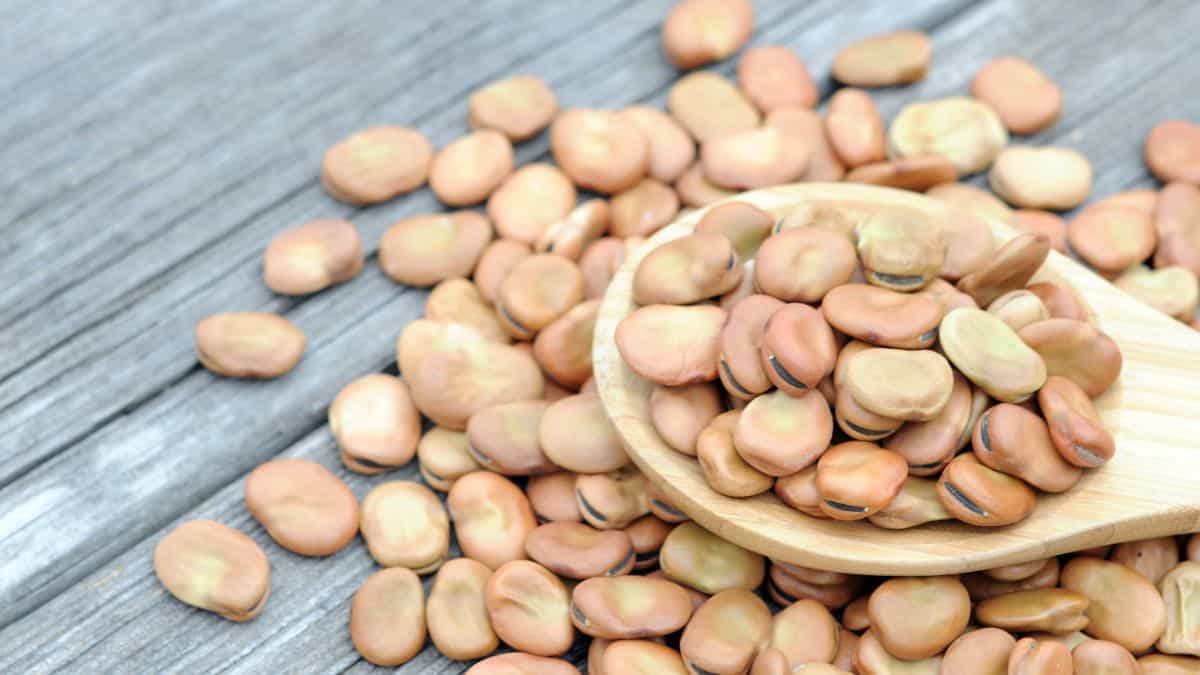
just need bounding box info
[168,0,1200,673]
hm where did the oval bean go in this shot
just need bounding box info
[575,467,651,530]
[735,389,833,476]
[418,427,482,491]
[621,106,695,183]
[153,520,270,622]
[527,472,582,523]
[322,125,432,204]
[938,453,1036,527]
[486,560,574,656]
[466,400,556,476]
[823,284,942,349]
[661,0,754,70]
[262,219,363,295]
[660,521,765,594]
[756,227,858,302]
[448,471,538,570]
[940,307,1047,402]
[427,558,499,661]
[244,459,358,557]
[833,31,931,87]
[1061,556,1166,654]
[1019,318,1122,397]
[942,627,1016,675]
[350,568,425,666]
[361,481,449,573]
[971,57,1062,135]
[379,211,493,287]
[868,576,970,659]
[194,312,305,379]
[468,74,557,141]
[526,522,634,580]
[430,129,515,206]
[571,575,693,639]
[487,164,577,244]
[616,304,725,386]
[887,97,1008,175]
[680,589,773,675]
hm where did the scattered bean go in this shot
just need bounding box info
[701,125,810,189]
[486,560,575,656]
[262,219,363,295]
[675,160,739,206]
[1145,120,1200,185]
[942,627,1016,675]
[244,459,358,557]
[537,200,610,260]
[321,125,432,204]
[350,568,425,666]
[431,129,516,206]
[680,589,773,674]
[527,472,583,523]
[1114,265,1200,321]
[888,97,1008,175]
[154,520,270,622]
[604,640,688,675]
[571,575,693,639]
[448,471,538,570]
[634,231,742,305]
[662,0,754,69]
[971,57,1062,135]
[854,629,943,675]
[1038,375,1115,468]
[767,107,847,181]
[868,575,970,659]
[1111,536,1179,587]
[833,31,932,87]
[616,304,725,385]
[360,481,449,573]
[1154,182,1200,277]
[990,146,1093,210]
[468,75,558,141]
[488,164,578,244]
[194,312,305,379]
[668,71,760,143]
[427,558,499,661]
[1073,639,1141,675]
[379,211,493,287]
[1069,204,1157,274]
[826,89,887,168]
[845,156,958,192]
[1018,318,1122,397]
[576,467,651,530]
[1008,637,1073,675]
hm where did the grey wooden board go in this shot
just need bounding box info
[2,0,1199,672]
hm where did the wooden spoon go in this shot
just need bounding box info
[594,183,1200,575]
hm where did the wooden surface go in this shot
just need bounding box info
[593,183,1200,576]
[1,0,1199,672]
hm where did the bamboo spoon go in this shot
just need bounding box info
[594,183,1200,576]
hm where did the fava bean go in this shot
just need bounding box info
[761,303,840,394]
[1111,537,1179,588]
[938,453,1036,527]
[735,389,834,476]
[1114,265,1199,322]
[868,576,970,659]
[887,97,1008,175]
[552,109,648,194]
[816,441,908,520]
[626,514,673,570]
[767,107,847,181]
[885,372,974,475]
[738,45,817,112]
[719,295,785,399]
[868,476,952,529]
[854,629,943,675]
[329,373,422,473]
[350,568,425,666]
[857,208,946,290]
[956,231,1051,307]
[769,598,840,666]
[769,563,863,610]
[1027,281,1089,321]
[939,208,997,281]
[975,588,1090,633]
[418,427,482,491]
[537,200,610,261]
[605,640,689,675]
[361,481,449,573]
[465,653,581,675]
[988,289,1050,333]
[660,521,765,594]
[836,384,904,441]
[195,312,305,379]
[426,277,510,343]
[680,589,773,675]
[321,125,432,204]
[942,627,1016,675]
[1013,209,1069,254]
[1073,640,1141,675]
[634,232,742,305]
[775,466,828,518]
[698,409,774,497]
[533,299,598,389]
[539,393,628,473]
[650,382,724,455]
[616,304,725,385]
[1019,318,1122,397]
[448,471,538,570]
[1061,556,1167,654]
[847,348,953,421]
[1156,560,1200,656]
[973,403,1082,492]
[990,146,1092,210]
[475,239,533,304]
[756,227,858,302]
[571,575,694,639]
[1038,375,1115,468]
[701,125,810,189]
[1153,182,1200,277]
[661,0,754,70]
[825,89,887,168]
[466,400,555,476]
[822,284,942,349]
[379,211,493,287]
[964,557,1061,601]
[1069,204,1157,274]
[676,160,739,207]
[486,560,574,656]
[488,164,577,244]
[430,129,515,206]
[940,307,1047,402]
[526,522,634,580]
[497,254,584,339]
[695,200,774,260]
[262,219,363,295]
[527,472,583,523]
[1008,637,1073,675]
[985,558,1054,582]
[576,467,651,530]
[971,57,1062,135]
[621,106,696,183]
[927,182,1015,223]
[154,520,270,622]
[1145,120,1200,185]
[244,459,358,557]
[845,156,958,192]
[427,558,499,661]
[468,75,557,141]
[668,72,760,143]
[833,31,931,87]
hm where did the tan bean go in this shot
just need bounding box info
[769,598,840,666]
[617,304,725,385]
[1115,264,1199,321]
[918,277,980,315]
[735,389,833,476]
[1140,654,1200,675]
[698,409,773,497]
[536,200,610,262]
[885,372,973,474]
[380,211,493,287]
[1068,204,1157,274]
[927,182,1013,221]
[940,307,1047,402]
[360,481,448,573]
[662,0,753,69]
[539,393,628,473]
[701,126,810,189]
[486,560,574,656]
[570,575,693,639]
[475,239,533,304]
[496,254,584,339]
[576,467,650,530]
[938,453,1036,527]
[426,277,509,343]
[1156,560,1200,656]
[427,558,499,661]
[760,303,840,394]
[840,595,871,631]
[1037,375,1114,468]
[975,588,1090,633]
[833,31,931,87]
[1099,188,1160,216]
[551,109,649,194]
[418,427,482,491]
[823,284,942,348]
[751,648,791,675]
[1145,120,1200,185]
[1019,318,1122,397]
[991,146,1092,210]
[964,558,1061,601]
[466,400,555,476]
[769,564,863,610]
[660,521,764,594]
[449,471,537,569]
[329,374,422,473]
[430,129,515,206]
[668,72,760,143]
[847,348,953,421]
[1008,637,1073,675]
[854,629,943,675]
[524,522,633,580]
[647,483,691,524]
[1072,640,1140,675]
[1027,281,1089,321]
[735,45,817,113]
[605,640,688,675]
[243,459,357,557]
[719,295,784,399]
[532,299,598,389]
[488,164,578,244]
[695,201,774,260]
[888,98,1008,175]
[767,107,847,181]
[194,312,305,379]
[625,514,673,570]
[826,88,887,168]
[868,476,952,529]
[153,520,269,622]
[262,219,363,295]
[971,57,1062,135]
[815,441,907,520]
[775,466,828,518]
[986,558,1055,582]
[955,230,1051,305]
[856,209,946,290]
[648,382,723,456]
[527,472,582,523]
[321,125,432,204]
[836,384,905,442]
[988,289,1050,333]
[675,161,737,208]
[973,403,1082,492]
[681,589,773,674]
[465,653,581,675]
[1012,210,1069,254]
[939,208,997,281]
[756,227,858,302]
[468,74,557,141]
[349,568,425,666]
[868,576,970,659]
[580,237,631,299]
[1111,537,1179,588]
[835,629,861,671]
[846,156,958,192]
[620,106,696,183]
[634,232,741,305]
[942,627,1016,675]
[1061,556,1166,654]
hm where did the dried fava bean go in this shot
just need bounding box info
[427,559,499,661]
[497,254,584,339]
[533,300,598,389]
[321,125,432,204]
[756,227,858,303]
[822,284,942,349]
[571,576,693,639]
[380,211,493,287]
[988,289,1050,333]
[537,200,610,261]
[927,182,1015,224]
[468,74,558,141]
[486,560,574,656]
[888,98,1008,175]
[467,653,581,675]
[1145,120,1200,185]
[262,219,363,295]
[769,564,863,610]
[750,648,791,675]
[836,630,860,671]
[695,201,774,260]
[1069,205,1157,274]
[964,558,1061,601]
[621,106,695,183]
[581,237,633,299]
[195,312,305,379]
[467,400,556,476]
[525,522,634,580]
[350,568,425,666]
[699,410,774,497]
[770,562,851,588]
[154,520,270,622]
[774,466,828,517]
[1008,637,1072,675]
[676,160,739,207]
[647,483,691,524]
[1157,561,1200,656]
[576,468,650,530]
[855,629,943,675]
[735,390,833,476]
[418,427,481,491]
[942,627,1015,675]
[938,453,1036,527]
[431,129,516,206]
[634,232,742,305]
[426,278,510,343]
[662,0,753,69]
[836,383,905,442]
[330,374,423,475]
[971,57,1063,135]
[625,514,673,570]
[816,441,907,520]
[681,590,773,675]
[1114,265,1199,322]
[1111,537,1178,587]
[1099,188,1161,216]
[1140,655,1200,674]
[475,239,533,304]
[985,558,1053,582]
[738,46,818,113]
[1038,376,1114,468]
[885,372,974,474]
[833,30,931,87]
[669,72,761,143]
[527,472,583,523]
[940,308,1047,402]
[1154,181,1200,277]
[1061,556,1166,654]
[360,481,449,573]
[1018,318,1122,397]
[939,209,997,281]
[605,640,689,675]
[244,459,358,557]
[974,589,1089,633]
[449,471,537,570]
[918,277,979,315]
[540,393,628,473]
[660,521,765,594]
[617,304,725,386]
[701,126,810,190]
[650,383,723,455]
[990,147,1092,210]
[488,164,578,244]
[1072,640,1140,675]
[847,348,953,421]
[842,595,870,631]
[760,303,839,394]
[1027,281,1088,321]
[845,156,958,192]
[769,598,840,666]
[868,476,952,529]
[766,107,847,182]
[956,231,1051,307]
[973,403,1082,493]
[826,89,887,168]
[551,109,649,194]
[868,576,970,659]
[719,295,784,399]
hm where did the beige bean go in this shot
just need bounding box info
[846,156,959,192]
[770,561,853,590]
[971,57,1062,135]
[1154,181,1200,278]
[888,98,1008,175]
[868,476,952,529]
[816,441,907,520]
[885,372,974,474]
[1072,640,1140,675]
[465,653,581,675]
[571,575,693,639]
[662,0,753,69]
[1019,318,1122,397]
[1099,188,1160,216]
[426,277,510,343]
[617,304,725,385]
[669,72,761,143]
[738,45,817,112]
[475,239,533,304]
[938,453,1036,527]
[1037,375,1114,468]
[986,558,1055,582]
[940,307,1047,402]
[576,467,651,530]
[988,289,1050,333]
[527,472,582,523]
[496,254,584,339]
[1157,560,1200,656]
[427,558,499,661]
[262,219,363,295]
[836,384,905,442]
[1114,265,1199,322]
[551,109,648,194]
[634,232,742,305]
[350,568,425,666]
[533,299,598,389]
[823,284,942,349]
[868,576,970,659]
[833,31,931,87]
[625,514,673,570]
[621,106,696,183]
[1012,209,1069,254]
[842,595,871,631]
[973,403,1082,492]
[537,199,610,262]
[660,521,765,594]
[488,163,578,244]
[768,564,863,610]
[1008,637,1073,675]
[321,125,432,204]
[735,389,833,476]
[751,648,791,675]
[1027,281,1089,321]
[244,459,357,557]
[524,522,633,580]
[1061,556,1166,654]
[835,629,860,671]
[767,107,847,181]
[942,627,1017,675]
[719,295,784,399]
[769,598,840,666]
[486,560,574,656]
[380,211,493,287]
[854,629,943,675]
[918,277,980,315]
[826,89,887,168]
[430,129,515,206]
[647,483,691,524]
[1140,654,1200,675]
[468,74,558,142]
[975,588,1090,633]
[775,466,827,518]
[580,237,632,299]
[847,348,953,421]
[698,409,773,497]
[761,303,840,394]
[154,520,269,622]
[939,208,997,281]
[360,481,449,573]
[466,400,555,476]
[418,427,482,491]
[681,589,773,674]
[1069,204,1157,274]
[649,382,723,455]
[605,640,688,675]
[1110,537,1178,587]
[756,227,858,302]
[990,146,1092,210]
[857,208,946,290]
[539,393,628,473]
[956,231,1052,307]
[927,182,1014,223]
[448,471,537,569]
[695,201,774,260]
[1145,120,1200,185]
[964,558,1061,601]
[194,312,305,379]
[701,125,810,189]
[676,160,739,207]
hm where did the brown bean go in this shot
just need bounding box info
[1157,560,1200,657]
[571,575,693,639]
[927,182,1014,222]
[475,239,533,304]
[488,163,578,244]
[956,231,1051,306]
[468,74,558,142]
[1099,188,1160,216]
[527,472,582,523]
[735,389,834,476]
[847,348,953,421]
[576,467,651,530]
[826,89,887,168]
[532,300,598,389]
[972,57,1062,135]
[466,653,581,675]
[918,277,980,315]
[426,558,499,661]
[767,107,847,181]
[497,254,584,339]
[1061,556,1166,654]
[620,106,696,183]
[888,98,1008,175]
[669,72,761,143]
[605,640,689,675]
[836,384,905,442]
[719,295,784,399]
[431,129,515,206]
[698,409,774,497]
[580,237,631,299]
[1114,264,1200,322]
[418,427,482,491]
[675,160,739,207]
[940,307,1047,402]
[243,459,357,557]
[938,453,1036,527]
[1008,637,1072,675]
[1068,204,1157,274]
[1027,281,1089,321]
[985,558,1054,582]
[734,45,819,115]
[769,598,840,666]
[449,471,537,569]
[647,483,691,524]
[681,589,773,674]
[426,277,509,343]
[701,126,810,189]
[1145,120,1200,185]
[991,146,1092,210]
[1011,210,1069,254]
[1037,375,1114,468]
[841,595,871,631]
[939,208,997,281]
[380,211,493,287]
[868,576,970,659]
[486,560,574,656]
[154,520,269,622]
[942,627,1016,675]
[524,522,634,580]
[350,568,425,666]
[964,558,1061,601]
[857,208,946,290]
[833,30,931,87]
[616,304,725,385]
[536,200,610,261]
[262,219,363,295]
[768,564,863,610]
[975,588,1089,633]
[756,227,858,302]
[1111,537,1179,588]
[695,201,774,260]
[539,393,628,473]
[868,476,953,529]
[1154,181,1200,277]
[973,403,1082,492]
[194,312,305,379]
[321,125,432,204]
[466,400,555,476]
[885,372,974,474]
[1019,318,1122,397]
[625,514,673,570]
[750,648,791,675]
[854,629,943,675]
[988,289,1050,333]
[770,561,854,589]
[761,303,840,394]
[815,441,907,520]
[648,382,723,455]
[846,156,958,192]
[360,481,449,573]
[1072,640,1140,675]
[775,466,828,518]
[661,521,765,594]
[823,284,942,349]
[551,109,649,194]
[662,0,753,69]
[634,232,742,305]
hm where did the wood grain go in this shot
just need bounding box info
[594,183,1200,575]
